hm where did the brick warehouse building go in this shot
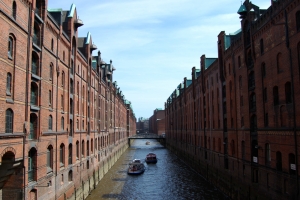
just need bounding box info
[149,108,165,135]
[0,0,136,199]
[165,0,300,199]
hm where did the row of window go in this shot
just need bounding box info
[29,138,108,181]
[170,133,296,173]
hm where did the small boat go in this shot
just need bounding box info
[145,141,150,145]
[145,152,157,164]
[127,159,145,175]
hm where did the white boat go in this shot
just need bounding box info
[145,141,150,145]
[127,159,145,175]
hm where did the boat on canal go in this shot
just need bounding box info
[127,159,145,175]
[145,141,150,145]
[145,152,157,164]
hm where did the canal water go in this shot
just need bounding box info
[87,139,227,200]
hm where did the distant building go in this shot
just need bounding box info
[136,117,149,133]
[149,109,165,135]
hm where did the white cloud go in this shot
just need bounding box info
[48,0,272,118]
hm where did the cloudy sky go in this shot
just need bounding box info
[48,0,271,119]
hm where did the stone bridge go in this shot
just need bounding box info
[128,133,165,146]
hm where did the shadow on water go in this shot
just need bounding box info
[87,139,227,200]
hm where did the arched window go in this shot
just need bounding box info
[29,114,38,139]
[69,119,73,137]
[60,144,65,167]
[49,90,52,106]
[265,143,271,165]
[48,115,52,130]
[6,73,12,95]
[285,82,292,104]
[70,79,73,94]
[76,141,79,160]
[61,117,64,130]
[70,99,73,114]
[49,63,53,81]
[51,38,54,51]
[31,52,39,75]
[87,140,89,156]
[68,144,72,165]
[33,24,40,46]
[29,189,37,200]
[68,170,73,182]
[71,60,74,74]
[30,82,38,105]
[276,151,282,171]
[5,109,13,133]
[296,11,300,31]
[12,1,17,19]
[91,139,93,154]
[8,36,14,59]
[63,51,65,61]
[28,148,37,182]
[47,145,53,172]
[61,95,64,111]
[273,86,279,106]
[61,71,65,87]
[81,140,85,157]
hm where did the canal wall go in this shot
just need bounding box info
[165,142,290,200]
[57,141,130,200]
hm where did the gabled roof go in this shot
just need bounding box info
[224,29,242,50]
[67,4,76,18]
[205,58,217,69]
[186,79,192,87]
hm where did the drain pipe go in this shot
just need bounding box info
[23,4,33,199]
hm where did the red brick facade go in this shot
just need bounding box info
[0,1,136,199]
[165,0,300,199]
[149,109,165,135]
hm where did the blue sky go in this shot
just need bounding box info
[48,0,271,119]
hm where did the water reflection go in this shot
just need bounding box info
[87,139,226,200]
